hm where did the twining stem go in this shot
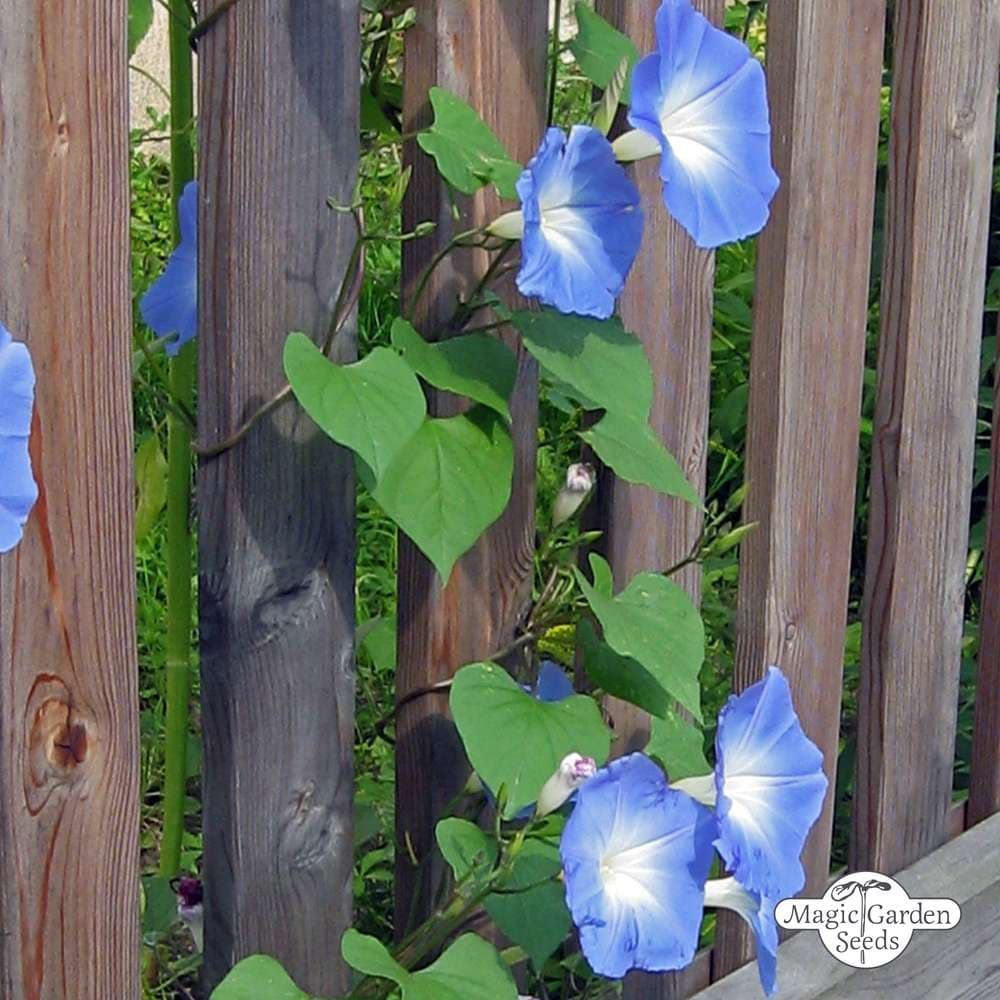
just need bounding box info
[547,0,563,126]
[192,221,364,459]
[160,0,197,881]
[405,226,487,323]
[190,0,243,45]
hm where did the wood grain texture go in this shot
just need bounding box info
[0,4,139,997]
[594,0,721,754]
[593,3,721,998]
[971,317,1000,825]
[853,0,1000,872]
[714,0,887,979]
[693,811,1000,999]
[197,1,359,992]
[394,1,547,933]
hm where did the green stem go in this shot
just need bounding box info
[159,0,196,881]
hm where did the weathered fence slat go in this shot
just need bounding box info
[0,3,139,997]
[853,0,1000,874]
[971,314,1000,825]
[714,0,887,979]
[595,0,720,752]
[394,1,547,933]
[594,2,721,997]
[696,810,1000,999]
[197,0,359,992]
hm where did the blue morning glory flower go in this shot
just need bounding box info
[490,126,643,319]
[0,323,38,553]
[140,180,198,356]
[704,878,778,996]
[617,0,779,248]
[534,660,575,702]
[712,666,827,901]
[560,753,715,978]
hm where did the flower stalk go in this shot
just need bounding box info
[159,0,197,880]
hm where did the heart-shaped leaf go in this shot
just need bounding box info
[645,708,711,782]
[373,408,513,583]
[210,955,310,1000]
[391,318,517,421]
[284,333,426,484]
[581,410,700,505]
[417,87,522,200]
[575,556,704,722]
[570,3,640,103]
[511,310,653,424]
[451,662,611,817]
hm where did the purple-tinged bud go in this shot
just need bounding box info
[536,753,598,816]
[176,876,204,953]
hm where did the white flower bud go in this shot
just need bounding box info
[552,462,596,528]
[488,209,526,240]
[536,753,598,816]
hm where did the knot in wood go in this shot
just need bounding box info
[25,675,95,812]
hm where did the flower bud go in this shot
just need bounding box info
[551,462,596,528]
[536,753,597,816]
[176,876,204,953]
[487,209,526,240]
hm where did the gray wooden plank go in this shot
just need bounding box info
[854,0,1000,873]
[0,3,140,997]
[197,0,359,992]
[694,811,1000,998]
[715,0,888,978]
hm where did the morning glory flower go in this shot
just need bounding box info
[533,660,575,702]
[674,666,827,901]
[615,0,779,248]
[561,753,715,978]
[140,180,198,356]
[704,878,778,996]
[0,323,38,553]
[489,126,643,319]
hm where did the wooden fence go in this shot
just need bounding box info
[1,1,999,998]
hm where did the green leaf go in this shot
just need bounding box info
[450,663,611,817]
[140,875,177,945]
[342,931,517,1000]
[581,411,700,505]
[416,87,522,200]
[391,318,517,421]
[592,55,631,136]
[358,615,397,673]
[485,840,569,969]
[361,85,399,136]
[128,0,154,57]
[645,708,711,782]
[373,408,514,583]
[135,433,168,541]
[578,618,671,719]
[574,565,704,722]
[570,3,640,103]
[436,818,497,882]
[511,310,653,423]
[210,955,310,1000]
[284,333,426,483]
[342,929,409,984]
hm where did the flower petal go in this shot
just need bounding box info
[627,0,779,248]
[714,666,828,900]
[516,126,643,319]
[704,878,778,996]
[535,661,575,702]
[561,753,716,978]
[0,323,37,553]
[140,180,198,355]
